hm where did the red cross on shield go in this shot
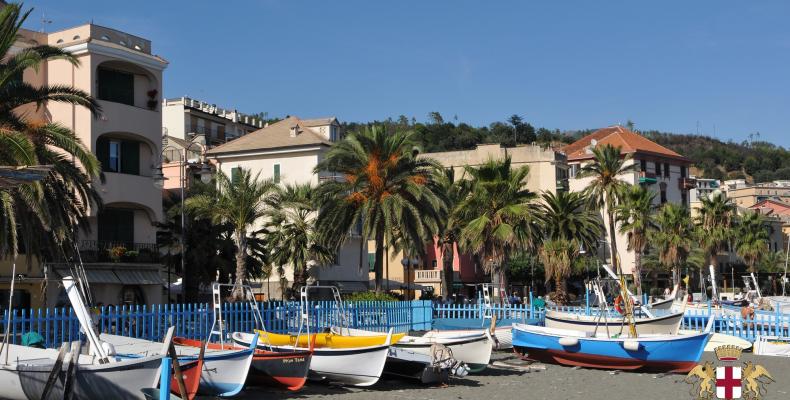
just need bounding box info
[716,366,742,399]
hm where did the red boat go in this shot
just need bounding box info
[169,357,203,400]
[173,337,312,391]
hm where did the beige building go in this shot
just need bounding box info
[162,96,265,146]
[205,116,367,299]
[1,23,169,308]
[563,126,694,276]
[723,182,790,208]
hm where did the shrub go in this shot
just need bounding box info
[345,291,398,302]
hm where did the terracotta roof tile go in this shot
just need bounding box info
[561,126,689,162]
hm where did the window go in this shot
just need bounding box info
[660,189,667,204]
[569,164,579,178]
[368,253,376,272]
[680,166,687,178]
[664,163,670,178]
[681,192,687,206]
[273,164,281,183]
[655,162,661,176]
[432,260,437,268]
[231,167,241,184]
[640,159,647,172]
[96,138,139,174]
[98,209,134,243]
[97,67,134,106]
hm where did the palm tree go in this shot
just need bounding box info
[187,168,276,299]
[264,183,334,293]
[695,192,736,275]
[615,185,656,296]
[1,3,102,261]
[536,190,602,303]
[456,157,536,290]
[735,210,769,273]
[578,144,633,276]
[649,203,695,287]
[314,126,445,292]
[435,168,468,299]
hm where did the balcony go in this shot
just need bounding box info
[414,269,442,283]
[679,177,697,190]
[59,240,160,263]
[97,172,162,220]
[94,100,161,144]
[638,171,657,185]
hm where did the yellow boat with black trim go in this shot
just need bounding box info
[255,330,404,348]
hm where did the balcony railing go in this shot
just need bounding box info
[414,269,441,283]
[76,240,159,263]
[638,171,657,185]
[679,177,697,190]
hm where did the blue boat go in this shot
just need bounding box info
[511,322,712,373]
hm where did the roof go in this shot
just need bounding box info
[562,126,690,163]
[206,116,333,156]
[749,199,790,215]
[300,117,338,127]
[163,135,190,149]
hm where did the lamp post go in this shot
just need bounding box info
[401,256,419,300]
[153,141,212,303]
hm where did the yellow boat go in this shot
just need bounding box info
[255,330,404,348]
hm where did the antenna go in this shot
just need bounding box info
[40,12,52,33]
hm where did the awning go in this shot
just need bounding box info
[55,268,121,284]
[369,279,430,291]
[334,281,370,293]
[114,269,164,285]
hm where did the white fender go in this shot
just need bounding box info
[623,340,640,351]
[559,337,579,347]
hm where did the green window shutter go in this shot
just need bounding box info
[231,167,240,184]
[368,253,376,272]
[95,138,109,171]
[120,140,139,175]
[273,164,280,183]
[97,68,134,106]
[98,209,134,243]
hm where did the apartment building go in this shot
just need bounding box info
[563,126,694,276]
[162,97,265,146]
[1,23,168,308]
[400,144,569,298]
[205,116,366,299]
[724,181,790,208]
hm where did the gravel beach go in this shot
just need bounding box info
[222,352,790,400]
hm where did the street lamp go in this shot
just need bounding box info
[153,140,212,303]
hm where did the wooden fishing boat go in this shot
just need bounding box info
[677,330,752,352]
[173,337,312,391]
[431,318,539,350]
[754,335,790,357]
[232,330,392,387]
[544,309,684,335]
[103,334,258,397]
[169,356,203,400]
[338,327,493,373]
[381,345,469,384]
[256,330,404,348]
[512,322,713,373]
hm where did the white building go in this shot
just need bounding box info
[563,126,694,277]
[162,97,265,146]
[205,116,366,298]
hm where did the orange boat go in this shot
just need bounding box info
[173,337,312,391]
[169,356,203,400]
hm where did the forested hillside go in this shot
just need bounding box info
[340,113,790,182]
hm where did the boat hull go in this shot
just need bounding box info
[649,297,674,310]
[544,309,683,335]
[393,335,492,372]
[173,337,311,391]
[512,324,710,373]
[255,330,403,348]
[233,332,389,387]
[382,347,448,384]
[431,318,533,350]
[170,358,202,400]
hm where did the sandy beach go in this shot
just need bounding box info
[226,352,790,400]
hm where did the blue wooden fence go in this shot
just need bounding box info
[0,300,432,348]
[3,299,789,348]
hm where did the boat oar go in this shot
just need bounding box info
[40,342,70,400]
[168,342,188,399]
[63,340,82,400]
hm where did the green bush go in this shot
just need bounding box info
[345,291,398,302]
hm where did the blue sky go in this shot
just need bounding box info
[21,1,790,146]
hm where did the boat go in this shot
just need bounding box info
[0,277,167,400]
[678,330,752,352]
[168,355,203,400]
[512,321,713,373]
[232,330,393,387]
[337,327,493,373]
[173,337,312,391]
[543,309,684,335]
[381,345,469,384]
[754,335,790,357]
[258,330,404,348]
[102,333,258,397]
[431,317,539,350]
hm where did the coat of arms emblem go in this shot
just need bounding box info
[684,345,773,399]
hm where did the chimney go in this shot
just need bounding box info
[290,125,298,137]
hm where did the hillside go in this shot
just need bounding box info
[341,114,790,182]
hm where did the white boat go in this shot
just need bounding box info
[337,327,493,373]
[102,333,257,397]
[544,309,684,335]
[423,327,512,351]
[0,277,167,400]
[754,335,790,357]
[678,330,752,352]
[231,330,391,387]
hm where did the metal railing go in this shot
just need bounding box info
[414,270,441,282]
[77,240,159,263]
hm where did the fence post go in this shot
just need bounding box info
[585,289,590,316]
